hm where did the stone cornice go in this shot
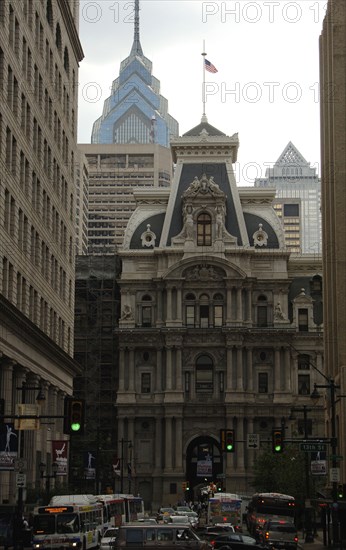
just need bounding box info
[58,0,84,63]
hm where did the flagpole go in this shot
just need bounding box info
[201,40,207,121]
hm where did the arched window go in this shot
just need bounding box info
[197,213,211,246]
[195,354,213,394]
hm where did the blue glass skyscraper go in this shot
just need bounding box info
[91,0,179,146]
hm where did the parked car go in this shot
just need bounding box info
[210,532,262,550]
[100,528,118,550]
[198,526,235,545]
[167,515,191,526]
[260,520,298,550]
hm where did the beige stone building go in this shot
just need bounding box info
[320,0,346,489]
[115,119,325,509]
[0,0,83,503]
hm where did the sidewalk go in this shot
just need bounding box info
[298,530,326,550]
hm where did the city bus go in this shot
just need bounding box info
[32,498,104,549]
[246,492,296,538]
[207,493,242,531]
[97,494,145,528]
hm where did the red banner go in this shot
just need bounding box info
[52,440,68,476]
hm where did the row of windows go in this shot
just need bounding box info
[3,185,74,280]
[2,256,71,352]
[138,371,312,396]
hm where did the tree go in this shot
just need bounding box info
[252,445,307,504]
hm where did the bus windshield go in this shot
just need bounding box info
[33,513,79,535]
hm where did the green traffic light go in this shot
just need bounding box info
[226,443,233,451]
[274,444,282,452]
[71,422,81,431]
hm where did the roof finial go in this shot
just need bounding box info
[130,0,143,57]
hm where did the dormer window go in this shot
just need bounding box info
[197,213,211,246]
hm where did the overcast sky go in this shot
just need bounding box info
[77,0,324,184]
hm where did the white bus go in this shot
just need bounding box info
[97,494,145,528]
[32,497,104,550]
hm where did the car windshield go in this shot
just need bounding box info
[104,529,118,538]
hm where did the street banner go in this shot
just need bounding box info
[197,458,213,477]
[311,451,327,475]
[52,440,68,476]
[0,423,18,470]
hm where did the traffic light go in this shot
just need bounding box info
[186,481,190,491]
[272,429,284,453]
[225,429,235,452]
[182,481,187,491]
[64,397,85,435]
[337,484,344,499]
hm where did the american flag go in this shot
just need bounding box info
[204,59,218,73]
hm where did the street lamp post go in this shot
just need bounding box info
[39,461,59,503]
[311,380,340,547]
[289,405,314,542]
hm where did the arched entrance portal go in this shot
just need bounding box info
[185,436,223,500]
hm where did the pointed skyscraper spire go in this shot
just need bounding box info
[130,0,143,57]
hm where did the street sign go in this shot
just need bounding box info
[247,434,260,449]
[330,468,340,483]
[16,473,26,488]
[216,473,226,479]
[300,442,327,452]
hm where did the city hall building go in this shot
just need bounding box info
[114,118,325,507]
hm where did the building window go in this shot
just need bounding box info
[298,374,310,395]
[298,308,308,331]
[258,372,268,393]
[214,305,223,327]
[257,295,268,327]
[141,373,151,393]
[185,372,190,393]
[196,354,213,394]
[298,354,310,370]
[298,419,313,436]
[186,305,195,326]
[197,213,212,246]
[141,294,152,327]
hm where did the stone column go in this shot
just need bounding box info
[154,417,163,472]
[166,289,172,323]
[247,348,253,392]
[236,288,242,322]
[175,417,183,471]
[165,417,173,470]
[284,348,291,391]
[177,288,182,323]
[176,348,182,391]
[166,347,172,390]
[157,287,163,325]
[247,289,252,322]
[226,288,232,323]
[274,347,281,391]
[246,417,255,469]
[226,347,233,389]
[118,348,125,391]
[237,416,245,470]
[237,347,243,390]
[129,348,135,391]
[156,349,162,391]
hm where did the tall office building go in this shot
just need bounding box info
[91,0,179,146]
[0,0,83,503]
[79,143,174,253]
[320,0,346,519]
[254,142,321,254]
